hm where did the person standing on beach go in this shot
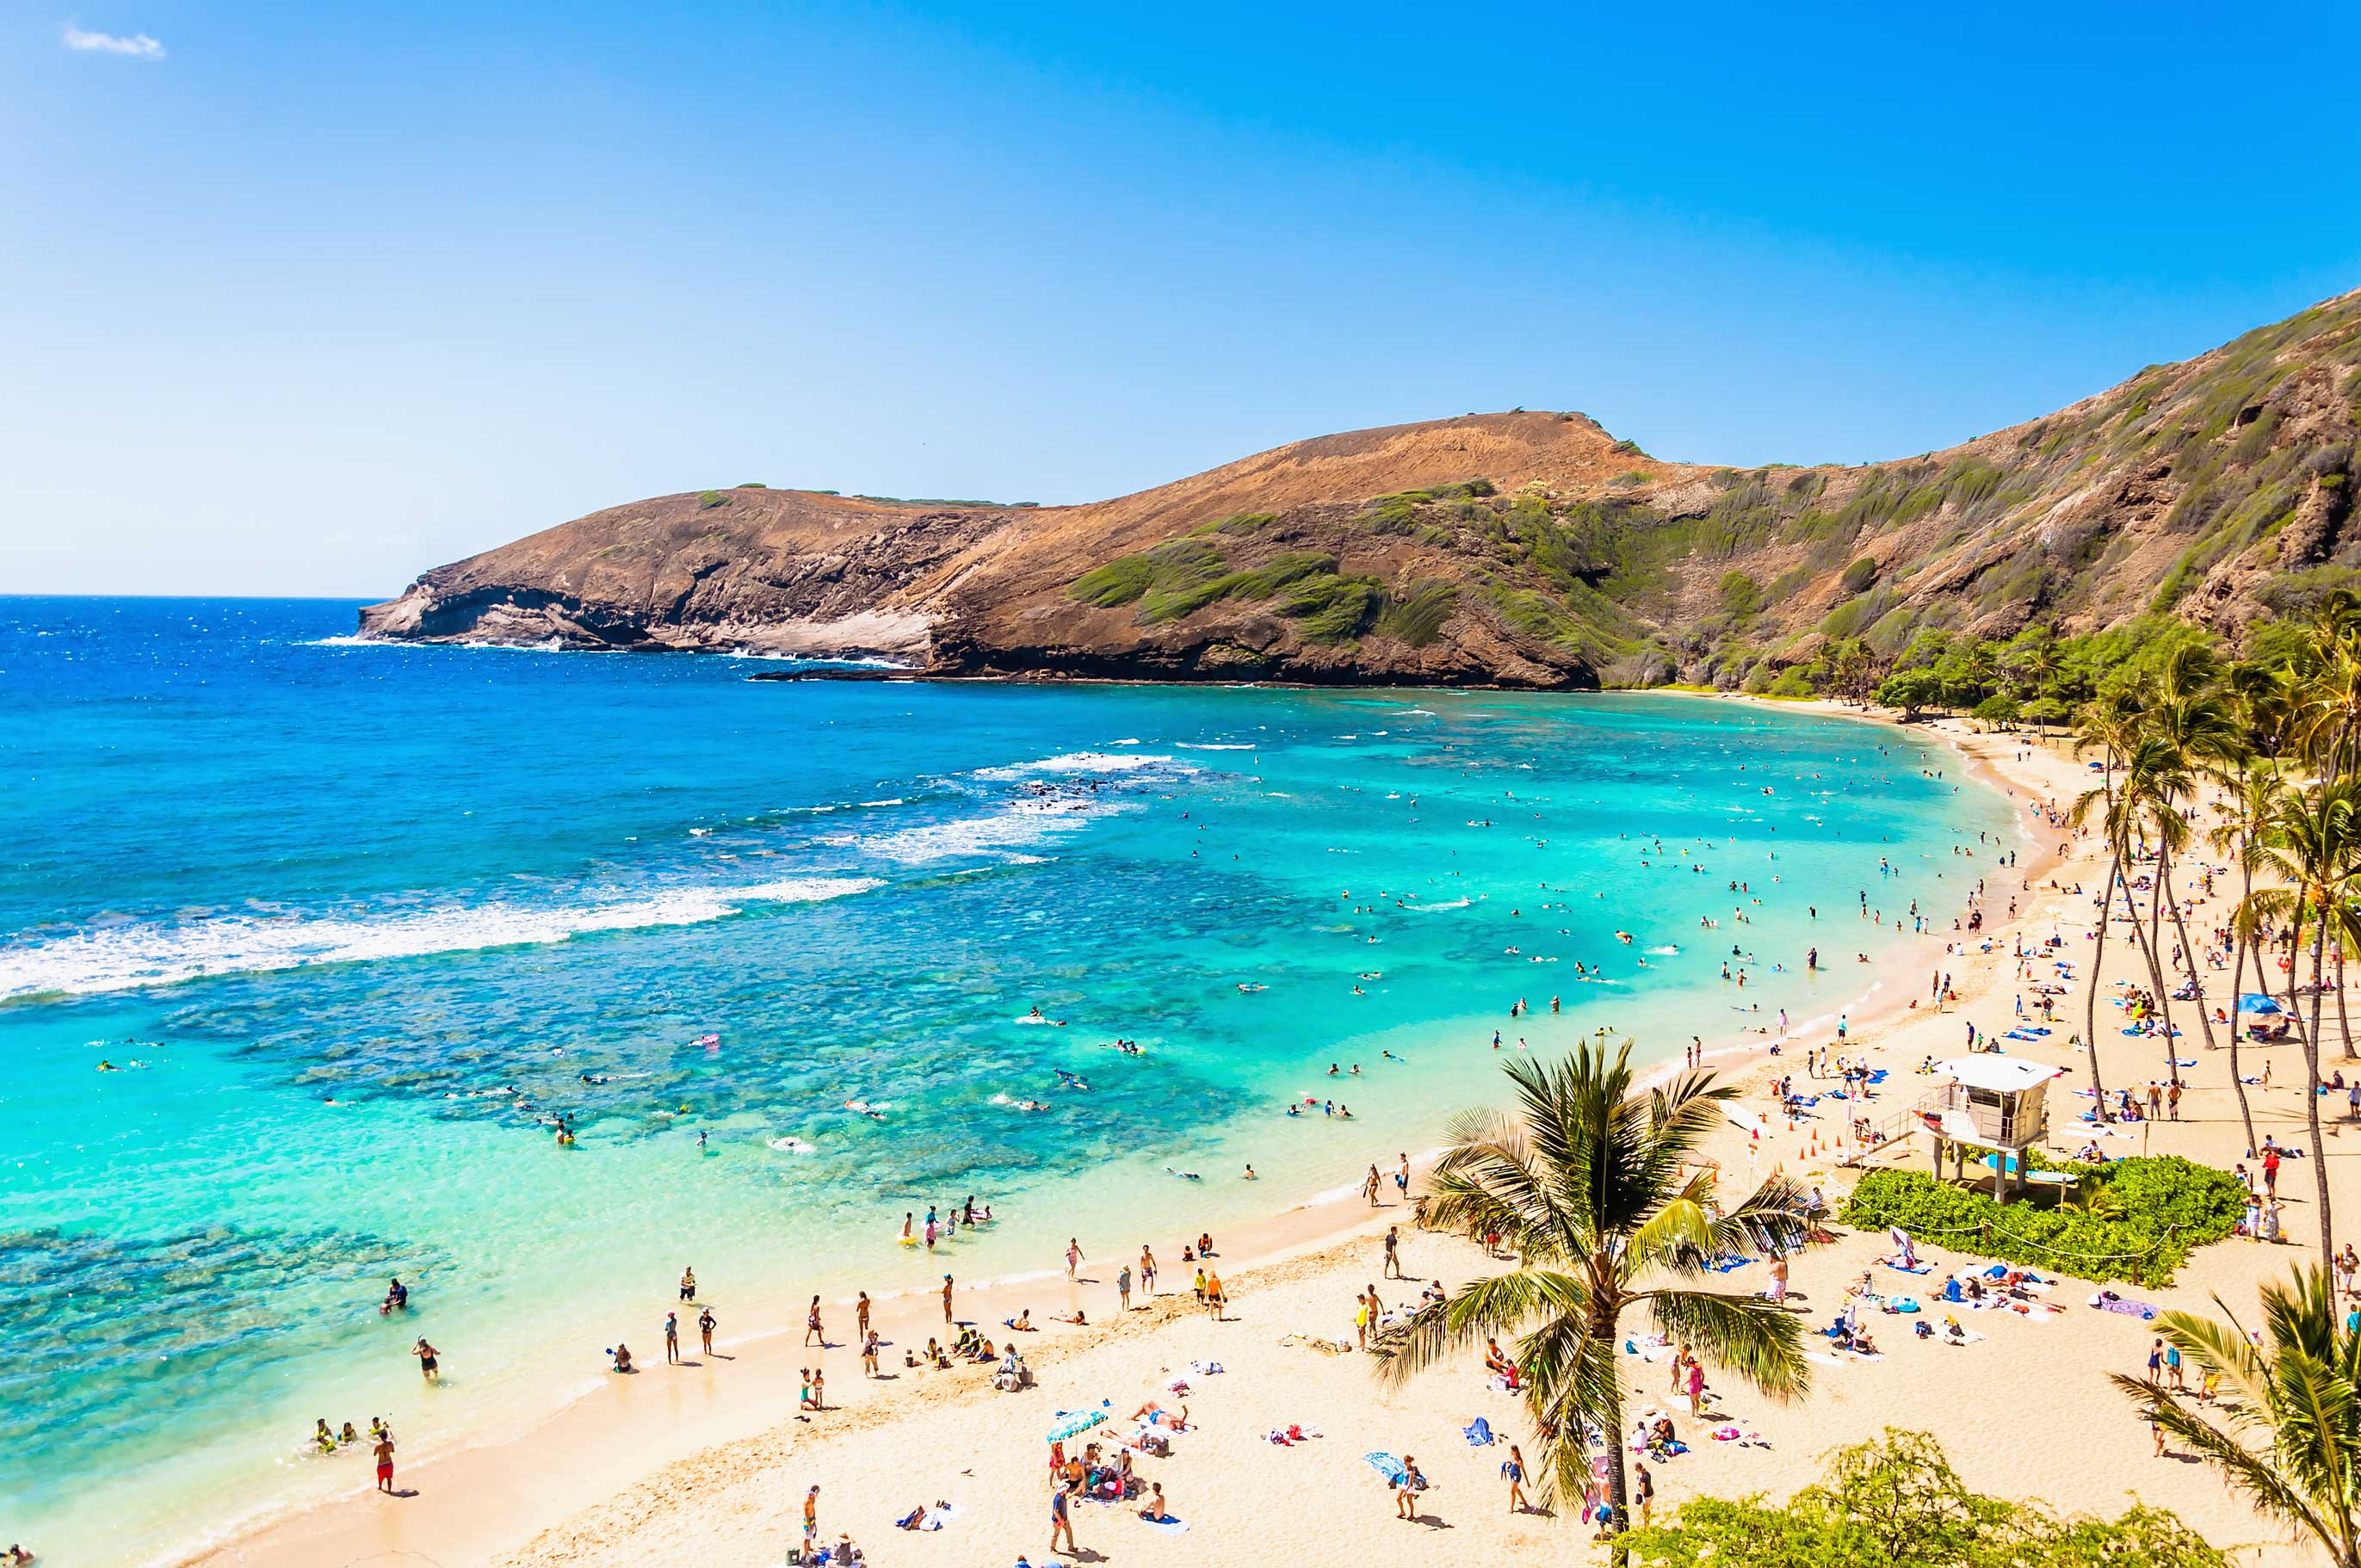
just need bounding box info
[1206,1271,1226,1320]
[1383,1225,1401,1279]
[807,1296,825,1347]
[1504,1442,1529,1514]
[699,1306,716,1357]
[862,1330,881,1378]
[1396,1153,1411,1201]
[664,1312,681,1364]
[1140,1245,1158,1296]
[803,1485,819,1553]
[1050,1482,1077,1556]
[1066,1238,1085,1280]
[942,1274,955,1324]
[856,1292,872,1340]
[1117,1265,1133,1312]
[374,1432,396,1494]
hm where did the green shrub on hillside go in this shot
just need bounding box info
[697,490,729,509]
[1840,556,1880,593]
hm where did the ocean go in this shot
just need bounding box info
[0,596,2014,1564]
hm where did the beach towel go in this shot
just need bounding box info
[1942,1328,1988,1346]
[2091,1293,2160,1319]
[1882,1260,1932,1275]
[1139,1516,1189,1534]
[1188,1360,1225,1377]
[1365,1452,1408,1487]
[1708,1256,1752,1273]
[1464,1417,1495,1446]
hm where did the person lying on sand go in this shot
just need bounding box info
[1052,1310,1087,1325]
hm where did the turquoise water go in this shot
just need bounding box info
[0,597,2012,1564]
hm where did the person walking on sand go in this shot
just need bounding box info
[1383,1225,1402,1279]
[698,1306,716,1356]
[862,1330,881,1377]
[856,1291,872,1339]
[1050,1482,1078,1557]
[1206,1270,1226,1320]
[1635,1460,1655,1527]
[1504,1442,1529,1514]
[374,1432,396,1495]
[1066,1238,1085,1280]
[1395,1455,1425,1520]
[664,1311,681,1364]
[807,1295,825,1347]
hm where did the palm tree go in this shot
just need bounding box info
[2241,779,2361,1262]
[2114,1265,2361,1568]
[1373,1046,1810,1553]
[2136,679,2247,1086]
[2210,759,2284,1158]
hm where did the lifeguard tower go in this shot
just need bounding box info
[1846,1056,2064,1200]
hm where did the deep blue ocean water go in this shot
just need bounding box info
[0,596,2012,1563]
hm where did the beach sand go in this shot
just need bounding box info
[194,701,2336,1567]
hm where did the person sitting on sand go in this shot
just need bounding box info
[1137,1480,1171,1522]
[609,1343,634,1373]
[1005,1309,1034,1331]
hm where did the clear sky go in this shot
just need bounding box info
[4,3,2357,596]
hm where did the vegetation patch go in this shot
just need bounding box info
[1841,1157,2243,1287]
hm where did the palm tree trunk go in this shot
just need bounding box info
[2224,881,2260,1157]
[2082,847,2121,1120]
[2305,913,2336,1264]
[2129,858,2182,1090]
[2339,953,2355,1061]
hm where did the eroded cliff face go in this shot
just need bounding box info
[359,287,2361,687]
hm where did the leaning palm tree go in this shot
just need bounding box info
[2115,1265,2361,1568]
[1372,1046,1809,1555]
[2210,758,2285,1158]
[2242,778,2361,1262]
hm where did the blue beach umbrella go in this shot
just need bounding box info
[1048,1401,1110,1443]
[2238,994,2285,1015]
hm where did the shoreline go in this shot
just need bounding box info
[185,690,2040,1568]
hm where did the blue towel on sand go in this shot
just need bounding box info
[1464,1417,1494,1446]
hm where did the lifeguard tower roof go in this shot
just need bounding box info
[1932,1057,2064,1093]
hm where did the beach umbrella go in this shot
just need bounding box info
[2238,993,2285,1015]
[1047,1401,1109,1443]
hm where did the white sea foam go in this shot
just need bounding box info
[862,797,1107,863]
[1177,743,1255,750]
[306,634,568,653]
[973,750,1184,780]
[0,878,880,1000]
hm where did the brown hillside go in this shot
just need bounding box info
[359,288,2361,689]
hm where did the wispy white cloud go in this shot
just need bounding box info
[62,23,166,59]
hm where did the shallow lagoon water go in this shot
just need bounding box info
[0,597,2014,1563]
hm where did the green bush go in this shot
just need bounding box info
[1622,1429,2223,1567]
[1718,571,1764,616]
[734,482,768,489]
[1840,556,1880,593]
[697,490,729,509]
[1375,580,1459,646]
[1841,1156,2243,1287]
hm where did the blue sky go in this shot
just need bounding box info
[4,2,2357,596]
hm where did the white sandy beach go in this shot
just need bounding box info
[191,699,2339,1568]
